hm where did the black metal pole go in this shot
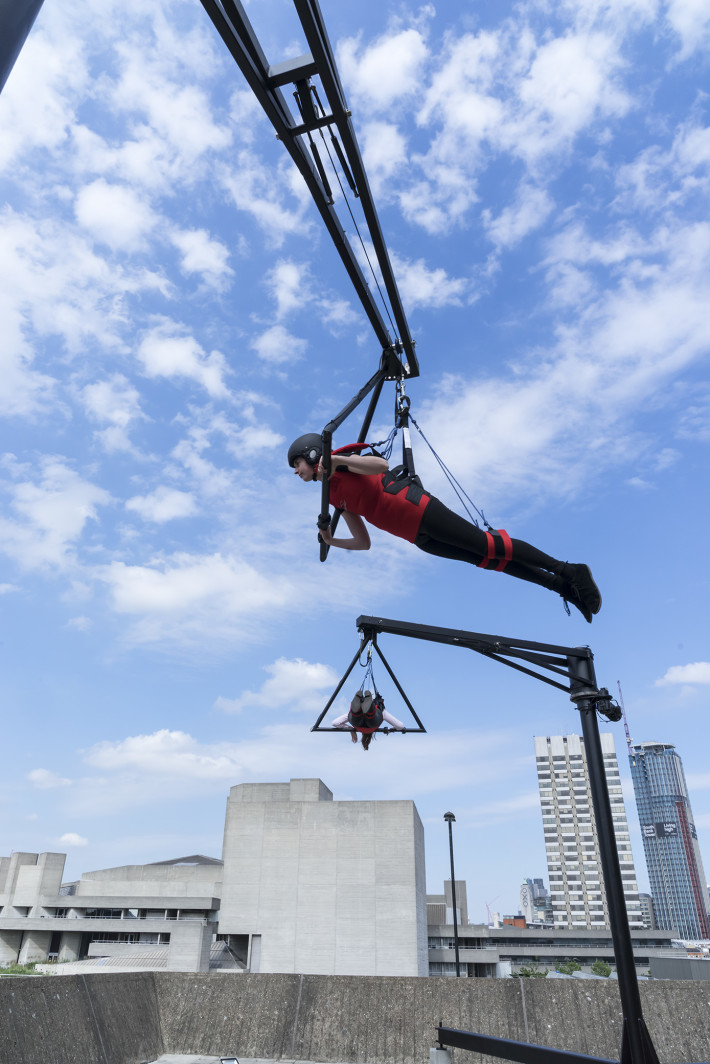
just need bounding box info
[0,0,45,95]
[568,654,657,1064]
[444,812,461,977]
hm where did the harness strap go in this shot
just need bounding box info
[477,529,513,572]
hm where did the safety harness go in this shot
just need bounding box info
[332,385,513,572]
[348,690,385,732]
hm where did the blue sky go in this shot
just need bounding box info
[1,0,710,922]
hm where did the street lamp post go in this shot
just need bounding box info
[443,812,461,977]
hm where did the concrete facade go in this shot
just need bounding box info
[426,921,679,976]
[1,779,427,977]
[0,851,222,972]
[219,779,428,976]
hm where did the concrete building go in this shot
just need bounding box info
[424,878,675,976]
[426,879,468,926]
[629,741,710,940]
[1,778,427,977]
[520,877,553,926]
[219,778,428,976]
[0,851,221,971]
[534,734,644,929]
[426,920,678,977]
[639,892,656,930]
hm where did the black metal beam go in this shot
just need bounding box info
[0,0,46,95]
[311,633,425,733]
[356,614,594,692]
[291,0,418,376]
[199,0,419,374]
[437,1026,616,1064]
[347,613,660,1064]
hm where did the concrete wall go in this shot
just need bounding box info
[2,972,710,1064]
[0,972,163,1064]
[3,972,710,1064]
[220,779,428,976]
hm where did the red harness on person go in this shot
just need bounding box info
[477,529,513,572]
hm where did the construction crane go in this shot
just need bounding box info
[617,681,634,756]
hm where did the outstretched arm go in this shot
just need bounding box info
[383,709,405,730]
[319,510,370,551]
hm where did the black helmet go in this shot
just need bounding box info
[288,433,322,468]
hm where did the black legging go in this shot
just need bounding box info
[414,498,564,592]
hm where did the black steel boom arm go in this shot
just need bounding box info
[199,0,419,376]
[356,615,596,695]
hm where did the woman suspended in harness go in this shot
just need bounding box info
[288,434,602,622]
[332,690,405,751]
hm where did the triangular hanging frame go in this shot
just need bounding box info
[311,633,426,733]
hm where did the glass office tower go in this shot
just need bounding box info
[630,741,710,941]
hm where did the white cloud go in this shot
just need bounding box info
[360,120,409,196]
[57,832,88,847]
[0,459,111,571]
[482,184,554,250]
[515,32,630,157]
[616,120,710,213]
[28,769,72,789]
[67,615,91,631]
[71,723,518,812]
[220,151,313,246]
[110,38,232,166]
[98,552,294,646]
[126,486,197,523]
[0,207,169,372]
[224,425,285,457]
[216,657,340,714]
[251,324,307,364]
[0,583,19,595]
[416,218,710,507]
[86,729,240,779]
[665,0,710,59]
[75,179,158,252]
[265,260,307,319]
[0,22,88,171]
[0,296,56,417]
[408,22,632,230]
[338,27,429,110]
[391,252,468,311]
[170,228,232,286]
[138,322,230,397]
[655,662,710,686]
[80,375,146,452]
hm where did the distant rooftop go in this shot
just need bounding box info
[146,855,223,867]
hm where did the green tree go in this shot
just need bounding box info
[557,959,582,975]
[591,959,612,977]
[516,964,548,978]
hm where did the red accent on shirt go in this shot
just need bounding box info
[328,470,430,543]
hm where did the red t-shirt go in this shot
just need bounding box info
[328,469,430,543]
